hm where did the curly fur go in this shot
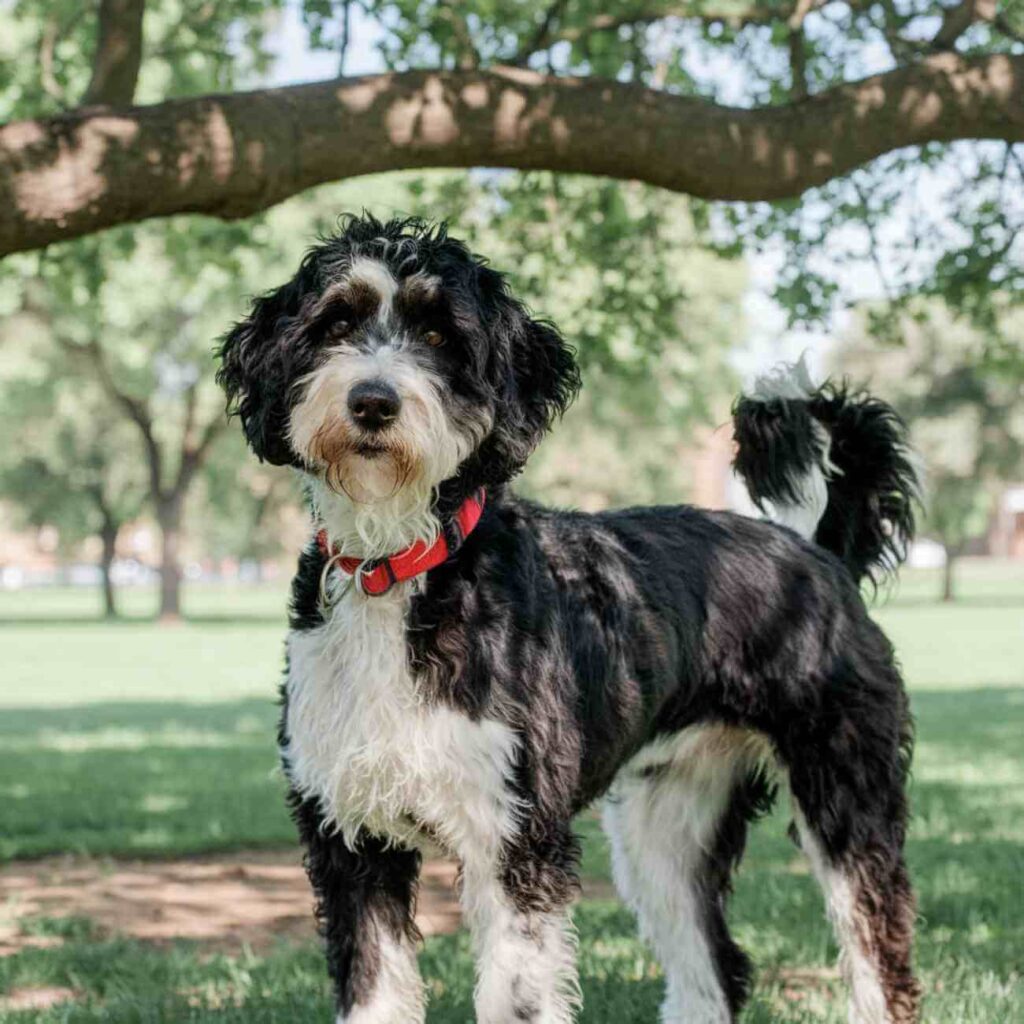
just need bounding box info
[732,360,921,585]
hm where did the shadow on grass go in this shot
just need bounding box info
[3,683,1022,994]
[0,699,291,862]
[912,687,1024,756]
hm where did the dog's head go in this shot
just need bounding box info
[217,215,579,506]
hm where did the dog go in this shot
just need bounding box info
[217,215,922,1024]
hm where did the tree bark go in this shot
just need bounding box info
[82,0,146,107]
[155,495,182,622]
[99,518,119,619]
[1,54,1022,255]
[942,546,958,603]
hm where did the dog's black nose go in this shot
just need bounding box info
[348,380,401,431]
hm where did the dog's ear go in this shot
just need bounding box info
[216,259,319,466]
[475,267,581,483]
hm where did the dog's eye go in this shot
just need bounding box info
[422,331,444,348]
[331,320,351,338]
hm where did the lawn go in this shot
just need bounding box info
[1,561,1022,1021]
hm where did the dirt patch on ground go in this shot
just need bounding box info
[0,856,837,1013]
[1,850,617,963]
[0,850,464,957]
[0,987,79,1011]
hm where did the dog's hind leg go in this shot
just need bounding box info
[781,682,921,1024]
[791,805,918,1024]
[601,726,774,1024]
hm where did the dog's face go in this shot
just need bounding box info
[218,216,579,503]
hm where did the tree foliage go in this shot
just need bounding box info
[405,170,745,504]
[0,0,1019,603]
[0,0,1021,342]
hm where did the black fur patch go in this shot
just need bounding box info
[809,383,920,584]
[732,380,920,585]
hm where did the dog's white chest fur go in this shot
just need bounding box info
[283,583,519,851]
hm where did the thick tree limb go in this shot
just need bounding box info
[2,55,1022,256]
[82,0,146,106]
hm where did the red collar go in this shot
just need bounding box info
[316,489,485,598]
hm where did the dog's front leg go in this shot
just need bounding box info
[460,819,581,1024]
[292,796,425,1024]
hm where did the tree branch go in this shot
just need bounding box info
[176,413,226,494]
[513,0,571,65]
[39,18,69,109]
[932,0,997,50]
[82,0,146,107]
[788,27,809,99]
[338,0,353,77]
[56,336,164,501]
[180,377,199,448]
[787,0,814,98]
[436,1,480,70]
[2,56,1022,256]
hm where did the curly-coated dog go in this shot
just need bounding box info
[217,215,922,1024]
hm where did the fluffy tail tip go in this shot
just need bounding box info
[732,358,921,585]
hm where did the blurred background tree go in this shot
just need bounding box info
[0,0,287,618]
[4,227,255,620]
[198,442,303,583]
[0,348,147,617]
[834,305,1024,600]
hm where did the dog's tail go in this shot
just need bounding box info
[731,357,920,584]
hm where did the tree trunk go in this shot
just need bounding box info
[99,520,119,619]
[942,547,957,603]
[156,496,183,622]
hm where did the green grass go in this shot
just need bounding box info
[1,562,1022,1021]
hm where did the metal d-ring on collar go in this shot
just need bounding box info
[318,551,352,608]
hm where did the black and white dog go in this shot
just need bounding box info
[218,215,922,1024]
